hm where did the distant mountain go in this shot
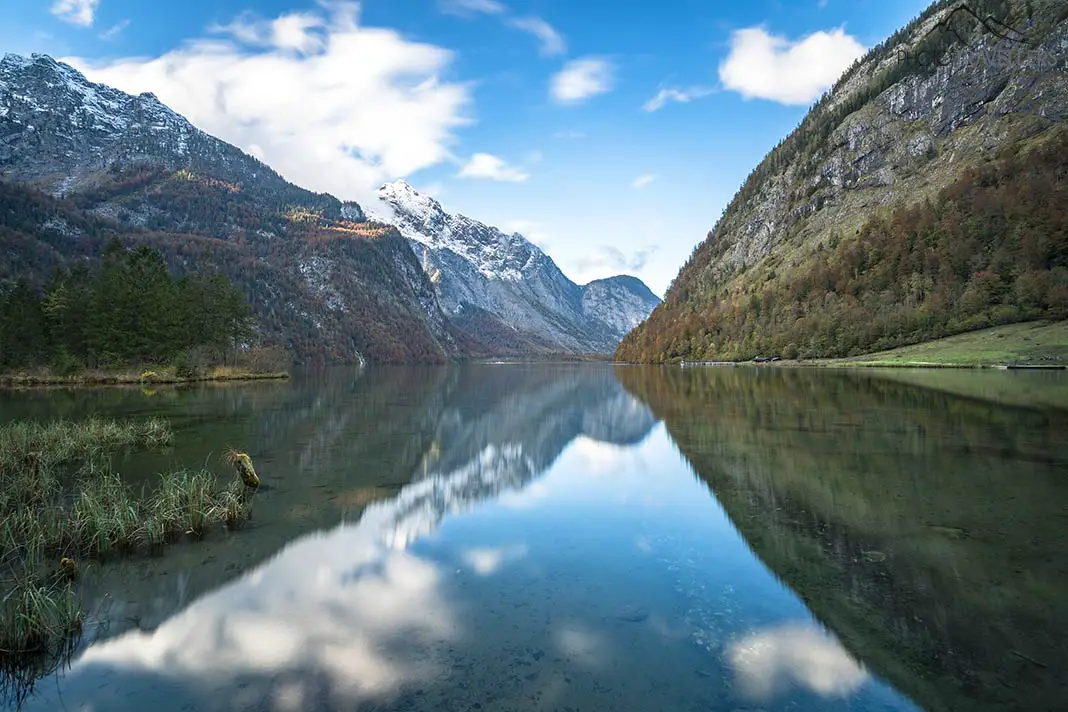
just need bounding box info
[368,180,660,355]
[0,53,454,363]
[618,0,1068,363]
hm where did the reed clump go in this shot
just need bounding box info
[0,416,172,474]
[0,417,258,679]
[0,573,82,707]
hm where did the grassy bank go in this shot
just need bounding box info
[0,417,259,687]
[0,365,289,389]
[824,321,1068,368]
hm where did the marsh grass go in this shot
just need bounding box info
[0,417,257,690]
[0,574,82,709]
[149,468,248,539]
[73,468,142,557]
[0,417,172,474]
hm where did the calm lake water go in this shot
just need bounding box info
[2,364,1067,712]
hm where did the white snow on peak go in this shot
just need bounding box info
[1,53,32,71]
[1,52,197,147]
[366,180,544,282]
[377,179,442,220]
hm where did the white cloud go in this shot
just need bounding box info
[507,16,566,56]
[457,153,529,182]
[65,3,471,204]
[718,26,865,105]
[50,0,99,27]
[642,85,715,112]
[98,18,130,42]
[570,436,631,476]
[550,57,614,105]
[438,0,506,16]
[631,173,657,189]
[209,10,329,54]
[573,245,658,282]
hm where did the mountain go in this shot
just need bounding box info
[618,0,1068,363]
[368,180,661,355]
[0,53,657,363]
[0,52,458,364]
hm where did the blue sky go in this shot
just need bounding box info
[1,0,931,294]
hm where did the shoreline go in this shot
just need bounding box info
[661,321,1068,371]
[0,369,290,389]
[670,359,1066,370]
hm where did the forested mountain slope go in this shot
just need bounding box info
[0,53,456,364]
[618,0,1068,362]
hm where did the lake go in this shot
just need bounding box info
[2,364,1067,712]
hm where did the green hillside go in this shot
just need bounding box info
[618,0,1068,363]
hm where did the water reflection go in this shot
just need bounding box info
[61,514,460,709]
[727,623,869,700]
[34,365,654,649]
[5,364,1065,711]
[620,365,1068,712]
[17,364,669,710]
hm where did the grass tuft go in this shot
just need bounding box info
[0,416,258,691]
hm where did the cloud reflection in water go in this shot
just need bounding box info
[71,509,458,708]
[727,623,869,700]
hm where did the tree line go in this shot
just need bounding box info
[0,239,251,371]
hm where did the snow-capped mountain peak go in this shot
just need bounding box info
[377,179,442,218]
[365,180,660,354]
[1,53,190,140]
[367,180,543,282]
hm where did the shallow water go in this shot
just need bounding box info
[3,364,1067,712]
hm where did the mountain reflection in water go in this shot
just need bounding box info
[620,365,1068,712]
[5,364,1064,712]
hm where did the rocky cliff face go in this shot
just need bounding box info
[368,181,661,355]
[0,53,358,219]
[619,0,1068,362]
[704,1,1067,279]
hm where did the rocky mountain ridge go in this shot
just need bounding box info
[369,180,661,355]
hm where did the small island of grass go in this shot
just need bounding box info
[1,361,290,389]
